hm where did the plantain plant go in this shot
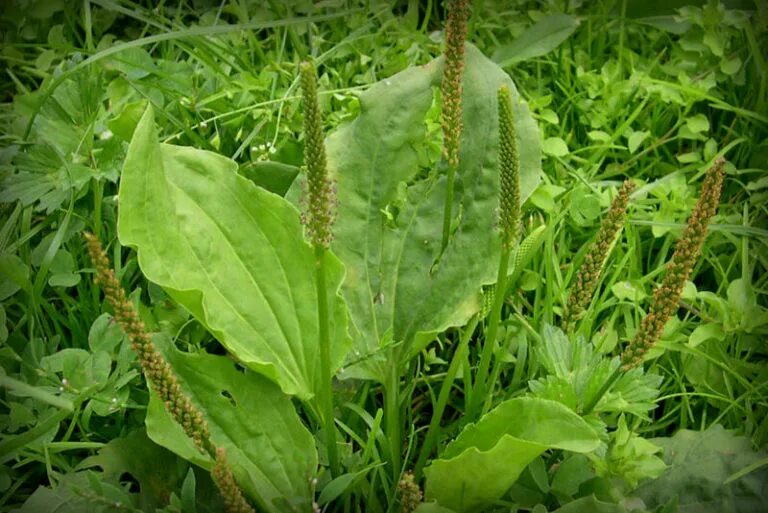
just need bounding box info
[103,3,727,513]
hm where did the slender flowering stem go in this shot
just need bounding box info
[621,157,726,369]
[299,60,340,477]
[469,85,520,420]
[84,233,254,513]
[561,180,635,332]
[439,0,470,251]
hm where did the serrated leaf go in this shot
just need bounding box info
[144,335,317,513]
[529,325,661,417]
[424,397,600,513]
[2,70,103,212]
[118,105,350,399]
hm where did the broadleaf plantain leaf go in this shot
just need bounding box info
[118,105,350,400]
[326,44,541,380]
[424,397,600,513]
[144,334,317,513]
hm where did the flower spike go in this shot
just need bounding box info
[299,61,336,249]
[621,157,726,369]
[562,180,635,332]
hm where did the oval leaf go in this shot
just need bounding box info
[424,397,600,512]
[118,105,350,399]
[145,334,317,513]
[327,44,541,380]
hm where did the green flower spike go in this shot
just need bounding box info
[621,157,726,369]
[299,60,336,249]
[562,180,635,332]
[497,84,521,249]
[398,471,423,513]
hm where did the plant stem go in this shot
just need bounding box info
[315,246,340,477]
[92,178,103,239]
[385,355,401,480]
[414,314,479,477]
[440,164,457,251]
[470,246,510,420]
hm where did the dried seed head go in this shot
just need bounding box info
[497,85,521,250]
[84,232,212,454]
[212,448,257,513]
[441,0,471,168]
[621,157,726,369]
[299,61,336,249]
[561,180,635,332]
[398,471,423,513]
[84,233,254,513]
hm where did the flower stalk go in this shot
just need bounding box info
[561,180,635,332]
[469,85,520,420]
[299,60,340,477]
[84,233,254,513]
[621,157,726,369]
[439,0,471,251]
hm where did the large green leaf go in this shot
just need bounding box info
[424,397,600,513]
[118,105,350,400]
[145,334,317,513]
[327,44,541,380]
